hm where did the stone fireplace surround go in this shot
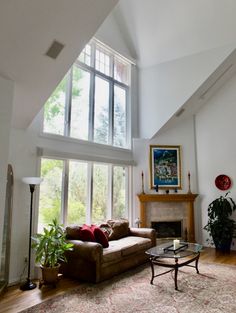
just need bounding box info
[137,193,198,242]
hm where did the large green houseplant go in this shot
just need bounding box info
[204,192,236,252]
[32,219,73,286]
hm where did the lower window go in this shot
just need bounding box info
[38,158,129,232]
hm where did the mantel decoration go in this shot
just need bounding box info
[149,145,181,189]
[215,174,231,191]
[187,171,192,194]
[141,171,145,194]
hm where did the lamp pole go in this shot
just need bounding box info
[20,177,42,291]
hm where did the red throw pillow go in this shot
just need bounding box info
[79,224,95,242]
[91,225,109,248]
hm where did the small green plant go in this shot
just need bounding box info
[204,192,236,251]
[32,219,73,267]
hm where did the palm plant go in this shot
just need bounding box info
[32,219,73,267]
[204,192,236,252]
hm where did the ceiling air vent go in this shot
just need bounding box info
[45,40,65,59]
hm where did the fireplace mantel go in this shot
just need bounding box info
[137,193,198,242]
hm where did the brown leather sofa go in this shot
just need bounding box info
[61,227,156,283]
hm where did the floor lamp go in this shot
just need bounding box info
[20,177,43,291]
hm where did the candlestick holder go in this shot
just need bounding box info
[187,171,192,194]
[141,171,145,194]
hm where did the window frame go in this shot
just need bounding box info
[37,156,130,230]
[42,39,131,149]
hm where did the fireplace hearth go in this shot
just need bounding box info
[151,221,182,238]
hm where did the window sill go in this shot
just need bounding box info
[39,132,132,153]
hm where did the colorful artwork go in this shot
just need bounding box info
[150,145,181,189]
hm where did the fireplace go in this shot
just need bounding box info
[151,220,182,238]
[137,193,198,242]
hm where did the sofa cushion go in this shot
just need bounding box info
[121,243,139,256]
[102,236,151,263]
[66,225,82,240]
[102,241,122,263]
[79,224,96,242]
[91,225,109,248]
[125,236,152,250]
[106,219,130,241]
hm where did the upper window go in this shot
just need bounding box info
[43,39,131,148]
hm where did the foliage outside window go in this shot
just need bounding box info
[38,158,129,232]
[43,39,131,148]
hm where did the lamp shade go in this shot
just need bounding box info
[22,177,43,185]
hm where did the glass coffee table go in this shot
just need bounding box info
[146,242,202,290]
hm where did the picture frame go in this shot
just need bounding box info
[149,145,181,189]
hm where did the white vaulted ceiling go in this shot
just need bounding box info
[114,0,236,68]
[113,0,236,137]
[0,0,118,129]
[3,0,236,135]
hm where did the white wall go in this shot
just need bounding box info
[0,75,14,273]
[139,44,235,139]
[8,16,137,284]
[132,117,200,239]
[195,72,236,249]
[8,113,135,284]
[95,12,134,61]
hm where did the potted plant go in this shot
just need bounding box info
[32,219,73,286]
[204,192,236,252]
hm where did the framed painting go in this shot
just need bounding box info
[149,145,181,189]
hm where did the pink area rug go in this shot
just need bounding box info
[21,262,236,313]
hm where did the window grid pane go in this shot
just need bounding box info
[67,161,87,225]
[114,85,127,148]
[114,57,130,85]
[38,158,64,233]
[43,76,67,135]
[113,166,127,219]
[70,66,90,140]
[95,48,110,76]
[78,44,91,66]
[92,164,109,224]
[93,76,110,144]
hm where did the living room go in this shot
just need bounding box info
[1,0,236,312]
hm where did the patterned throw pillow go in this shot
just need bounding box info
[99,223,112,239]
[106,218,130,241]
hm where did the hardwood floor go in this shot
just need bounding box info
[0,247,236,313]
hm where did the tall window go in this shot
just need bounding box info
[38,158,129,231]
[43,39,131,148]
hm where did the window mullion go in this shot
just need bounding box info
[62,160,69,225]
[110,55,115,146]
[89,72,95,142]
[109,81,114,146]
[107,165,113,219]
[65,69,73,137]
[89,42,96,142]
[86,162,93,224]
[125,87,130,149]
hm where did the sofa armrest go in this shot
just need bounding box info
[66,239,103,262]
[129,227,156,247]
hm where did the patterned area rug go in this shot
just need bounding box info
[20,262,236,313]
